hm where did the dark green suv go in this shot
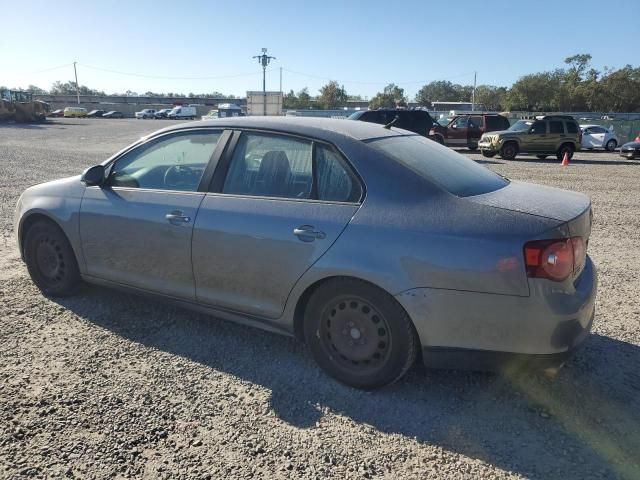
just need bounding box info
[478,115,582,161]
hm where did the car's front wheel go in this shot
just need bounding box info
[481,150,496,158]
[24,220,81,296]
[304,278,418,389]
[499,142,518,160]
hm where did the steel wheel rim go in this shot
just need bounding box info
[319,296,391,373]
[35,235,66,286]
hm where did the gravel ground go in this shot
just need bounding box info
[1,119,639,480]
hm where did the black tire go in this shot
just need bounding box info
[24,220,81,296]
[431,134,444,145]
[556,143,575,162]
[536,155,548,159]
[605,139,617,152]
[468,145,478,151]
[481,150,497,158]
[304,278,418,389]
[500,142,518,160]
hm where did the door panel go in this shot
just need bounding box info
[80,188,204,298]
[522,121,549,152]
[446,116,469,146]
[192,196,358,318]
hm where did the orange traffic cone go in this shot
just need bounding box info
[561,151,570,166]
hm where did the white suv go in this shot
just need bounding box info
[135,109,156,119]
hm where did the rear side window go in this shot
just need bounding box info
[223,133,313,199]
[549,121,564,134]
[486,115,510,131]
[368,135,508,197]
[566,122,578,134]
[316,145,362,202]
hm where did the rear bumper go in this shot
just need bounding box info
[422,308,594,371]
[396,256,597,370]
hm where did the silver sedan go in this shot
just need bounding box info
[14,117,597,389]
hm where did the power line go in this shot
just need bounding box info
[78,63,272,80]
[282,68,477,86]
[21,63,73,75]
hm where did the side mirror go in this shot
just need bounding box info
[81,165,105,186]
[451,124,457,129]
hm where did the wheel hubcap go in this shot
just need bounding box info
[320,297,390,370]
[35,236,65,283]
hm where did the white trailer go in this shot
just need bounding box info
[246,91,283,116]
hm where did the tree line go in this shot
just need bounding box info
[8,54,639,112]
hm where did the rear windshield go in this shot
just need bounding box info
[367,135,508,197]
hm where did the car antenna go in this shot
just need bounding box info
[383,115,399,129]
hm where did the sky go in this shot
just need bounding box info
[2,0,638,99]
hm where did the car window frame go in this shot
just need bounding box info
[101,128,232,194]
[207,128,365,205]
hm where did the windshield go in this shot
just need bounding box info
[508,120,532,132]
[436,117,451,126]
[367,135,508,197]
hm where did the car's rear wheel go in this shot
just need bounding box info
[605,139,617,152]
[304,278,418,389]
[556,143,575,162]
[499,142,518,160]
[468,145,478,151]
[24,220,81,297]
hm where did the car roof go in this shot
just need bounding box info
[150,116,410,142]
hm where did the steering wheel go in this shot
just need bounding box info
[164,164,196,189]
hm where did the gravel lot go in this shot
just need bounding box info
[1,119,639,480]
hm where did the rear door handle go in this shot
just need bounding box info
[293,225,326,242]
[165,210,191,225]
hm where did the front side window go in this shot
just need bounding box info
[549,121,564,134]
[367,135,508,197]
[316,145,362,202]
[529,121,547,134]
[451,116,468,129]
[223,133,313,199]
[108,130,221,191]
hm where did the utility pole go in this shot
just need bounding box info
[253,48,276,116]
[73,61,80,105]
[472,71,477,112]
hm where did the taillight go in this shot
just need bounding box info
[524,237,585,281]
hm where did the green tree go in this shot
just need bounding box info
[26,85,47,95]
[297,88,312,109]
[369,83,407,109]
[317,81,347,109]
[473,85,508,111]
[283,89,298,109]
[415,81,456,106]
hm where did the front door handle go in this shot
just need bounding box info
[293,225,326,242]
[165,210,191,225]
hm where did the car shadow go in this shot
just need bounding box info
[511,156,637,166]
[54,286,640,479]
[0,121,87,129]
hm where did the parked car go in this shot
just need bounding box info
[619,141,640,160]
[102,111,124,119]
[48,109,64,118]
[87,110,106,118]
[14,117,597,389]
[168,106,196,120]
[135,109,157,119]
[63,107,87,118]
[154,109,173,119]
[348,109,435,137]
[580,125,618,151]
[478,115,582,161]
[429,113,511,150]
